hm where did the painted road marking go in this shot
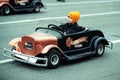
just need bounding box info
[47,0,120,6]
[0,59,14,64]
[111,40,120,43]
[0,11,120,25]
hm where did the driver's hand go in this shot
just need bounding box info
[64,32,66,35]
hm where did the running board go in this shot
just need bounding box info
[63,52,94,60]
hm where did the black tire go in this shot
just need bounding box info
[11,46,16,51]
[0,5,11,15]
[95,43,105,57]
[33,4,41,13]
[47,49,61,69]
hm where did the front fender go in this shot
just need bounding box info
[9,38,21,47]
[41,45,63,54]
[0,2,10,7]
[0,2,6,7]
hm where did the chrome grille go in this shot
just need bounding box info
[24,42,33,50]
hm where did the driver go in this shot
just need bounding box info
[59,11,85,34]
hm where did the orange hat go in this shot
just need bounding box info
[68,11,80,23]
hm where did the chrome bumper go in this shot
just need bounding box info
[106,41,113,49]
[4,48,48,67]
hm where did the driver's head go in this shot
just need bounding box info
[67,11,80,24]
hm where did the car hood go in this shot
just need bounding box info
[17,32,58,56]
[22,32,58,43]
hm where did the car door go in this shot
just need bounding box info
[9,0,32,9]
[61,31,91,55]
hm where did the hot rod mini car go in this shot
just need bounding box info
[0,0,45,15]
[4,24,112,68]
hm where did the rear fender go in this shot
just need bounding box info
[41,45,63,54]
[94,37,109,48]
[95,37,113,49]
[33,1,44,8]
[90,37,109,52]
[93,37,109,51]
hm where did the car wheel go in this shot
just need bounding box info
[11,46,16,51]
[1,5,11,15]
[95,43,105,57]
[47,49,61,68]
[33,4,41,13]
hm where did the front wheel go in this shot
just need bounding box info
[47,49,61,69]
[0,5,11,15]
[11,46,16,51]
[95,43,105,57]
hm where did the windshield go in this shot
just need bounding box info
[36,28,63,39]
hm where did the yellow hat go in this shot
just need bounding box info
[68,11,80,23]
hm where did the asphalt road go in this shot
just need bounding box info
[0,0,120,80]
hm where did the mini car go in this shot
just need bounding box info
[4,24,112,68]
[0,0,45,15]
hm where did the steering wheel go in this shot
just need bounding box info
[48,24,63,32]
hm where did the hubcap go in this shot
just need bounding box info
[97,44,104,55]
[4,7,10,14]
[50,54,59,65]
[35,5,40,12]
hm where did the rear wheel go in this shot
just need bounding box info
[33,4,41,13]
[0,5,11,15]
[47,49,61,69]
[95,43,105,57]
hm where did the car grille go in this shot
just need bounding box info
[24,42,33,50]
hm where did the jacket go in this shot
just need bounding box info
[59,23,85,34]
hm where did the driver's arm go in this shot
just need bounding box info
[78,26,86,31]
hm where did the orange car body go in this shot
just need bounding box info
[9,32,59,56]
[0,0,11,7]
